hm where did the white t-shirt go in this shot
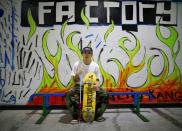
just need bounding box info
[71,61,101,85]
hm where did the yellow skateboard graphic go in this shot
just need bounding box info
[82,72,97,123]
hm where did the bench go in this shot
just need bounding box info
[28,91,153,123]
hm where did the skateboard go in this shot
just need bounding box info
[82,72,97,123]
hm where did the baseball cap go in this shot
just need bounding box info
[82,47,93,54]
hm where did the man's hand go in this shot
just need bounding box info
[76,62,83,75]
[94,82,100,91]
[73,74,80,82]
[73,62,83,82]
[76,68,82,75]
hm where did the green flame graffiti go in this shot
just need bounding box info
[29,10,181,95]
[98,47,116,88]
[27,8,36,44]
[117,32,146,88]
[66,31,82,59]
[59,15,82,61]
[81,7,90,29]
[156,18,181,86]
[107,57,124,88]
[35,29,65,93]
[104,20,114,42]
[61,19,68,43]
[142,48,169,89]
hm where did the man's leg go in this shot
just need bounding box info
[95,89,109,121]
[66,87,81,120]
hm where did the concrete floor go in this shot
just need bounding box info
[0,108,182,131]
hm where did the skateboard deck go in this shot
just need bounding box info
[82,72,97,123]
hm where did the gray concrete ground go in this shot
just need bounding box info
[0,108,182,131]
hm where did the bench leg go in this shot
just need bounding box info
[131,95,150,122]
[36,97,50,124]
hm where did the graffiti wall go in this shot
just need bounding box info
[0,0,182,106]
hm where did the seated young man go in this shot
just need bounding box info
[66,47,109,124]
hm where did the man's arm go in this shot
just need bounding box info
[71,61,83,83]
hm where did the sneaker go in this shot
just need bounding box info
[70,119,79,124]
[95,116,105,122]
